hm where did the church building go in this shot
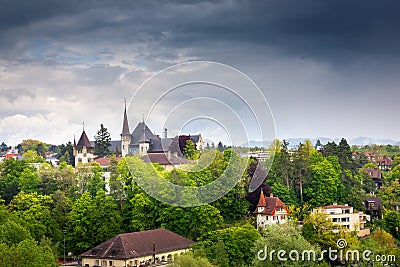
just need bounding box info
[120,103,203,157]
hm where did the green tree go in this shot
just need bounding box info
[20,139,49,157]
[7,191,61,242]
[380,211,400,239]
[217,141,224,152]
[197,224,260,267]
[303,157,341,207]
[94,124,111,157]
[183,140,199,160]
[253,222,322,267]
[22,150,45,163]
[302,212,338,251]
[18,166,41,192]
[57,142,75,166]
[171,252,216,267]
[67,190,122,255]
[0,158,29,204]
[0,239,56,267]
[158,204,223,241]
[76,162,105,196]
[0,141,8,152]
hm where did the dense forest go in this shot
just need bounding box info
[1,138,400,266]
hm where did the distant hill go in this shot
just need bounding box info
[243,137,400,148]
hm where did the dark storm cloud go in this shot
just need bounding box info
[1,0,400,144]
[1,0,399,63]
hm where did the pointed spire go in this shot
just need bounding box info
[121,99,130,135]
[76,130,93,148]
[83,121,85,132]
[257,190,267,207]
[73,135,76,147]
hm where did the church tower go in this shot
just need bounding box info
[121,101,131,157]
[73,124,94,164]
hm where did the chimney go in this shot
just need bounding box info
[152,243,156,263]
[163,128,167,138]
[270,193,273,198]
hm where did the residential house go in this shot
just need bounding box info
[5,147,19,160]
[254,191,289,229]
[377,155,392,171]
[361,167,383,188]
[80,228,195,267]
[312,203,369,237]
[364,196,383,221]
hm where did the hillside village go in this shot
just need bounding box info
[1,103,400,266]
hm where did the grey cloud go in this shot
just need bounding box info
[0,88,36,102]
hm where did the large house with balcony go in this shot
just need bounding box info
[312,203,370,237]
[254,191,289,229]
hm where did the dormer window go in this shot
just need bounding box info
[258,207,265,212]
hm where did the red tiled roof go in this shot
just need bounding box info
[93,157,121,167]
[80,229,195,260]
[255,193,287,215]
[142,152,190,166]
[361,168,382,179]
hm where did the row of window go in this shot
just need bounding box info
[332,217,350,223]
[266,215,286,221]
[94,260,113,266]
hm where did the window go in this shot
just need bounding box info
[101,260,107,266]
[341,217,349,222]
[95,260,99,265]
[109,261,113,266]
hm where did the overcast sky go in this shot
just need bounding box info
[0,0,399,146]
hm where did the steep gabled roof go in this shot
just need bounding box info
[364,197,383,211]
[361,168,382,179]
[255,193,287,215]
[257,190,267,207]
[148,138,174,153]
[80,229,195,260]
[130,122,156,145]
[76,131,93,148]
[189,134,201,143]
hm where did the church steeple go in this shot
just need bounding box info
[121,99,130,136]
[121,99,131,157]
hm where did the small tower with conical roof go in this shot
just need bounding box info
[74,123,94,164]
[121,100,131,157]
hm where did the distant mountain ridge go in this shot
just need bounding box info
[243,137,400,148]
